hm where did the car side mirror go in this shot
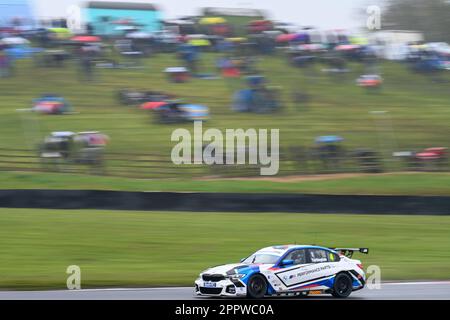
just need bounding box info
[281,259,294,267]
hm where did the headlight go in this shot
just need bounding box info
[228,273,246,279]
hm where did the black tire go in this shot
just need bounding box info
[247,274,268,299]
[331,273,353,298]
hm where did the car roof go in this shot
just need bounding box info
[256,245,334,256]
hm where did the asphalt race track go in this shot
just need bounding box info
[0,282,449,300]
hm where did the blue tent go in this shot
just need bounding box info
[233,89,254,112]
[5,46,43,59]
[316,136,344,144]
[178,43,199,62]
[292,33,310,44]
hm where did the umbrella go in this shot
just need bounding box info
[199,17,227,25]
[115,26,138,31]
[297,43,326,51]
[52,131,75,138]
[48,28,72,39]
[416,151,442,160]
[71,35,102,43]
[126,31,153,39]
[276,33,296,43]
[165,19,194,25]
[91,134,109,146]
[335,44,360,51]
[263,30,282,37]
[357,75,383,87]
[5,46,43,59]
[1,37,30,45]
[187,34,208,39]
[440,60,450,70]
[178,104,210,120]
[426,42,450,55]
[249,20,271,25]
[165,67,188,73]
[248,20,273,32]
[316,136,344,143]
[188,38,211,47]
[291,33,310,43]
[349,36,369,46]
[410,44,427,51]
[77,132,109,146]
[226,37,247,43]
[111,19,134,25]
[141,101,168,110]
[217,57,234,69]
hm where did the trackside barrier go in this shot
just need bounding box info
[0,190,449,215]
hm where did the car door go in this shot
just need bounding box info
[271,249,314,290]
[273,248,340,291]
[304,248,340,282]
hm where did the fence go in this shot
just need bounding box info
[0,146,448,179]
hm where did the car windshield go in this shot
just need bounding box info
[242,253,280,265]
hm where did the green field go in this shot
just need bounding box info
[1,171,450,195]
[0,52,449,168]
[0,209,449,289]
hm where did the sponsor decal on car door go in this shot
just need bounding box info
[274,249,337,289]
[274,264,329,288]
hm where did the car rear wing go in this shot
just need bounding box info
[331,248,369,258]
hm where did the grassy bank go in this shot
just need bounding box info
[0,54,449,178]
[1,171,449,195]
[0,209,449,289]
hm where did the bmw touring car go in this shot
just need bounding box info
[194,245,369,299]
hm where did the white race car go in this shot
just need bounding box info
[195,245,368,299]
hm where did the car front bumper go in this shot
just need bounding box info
[194,278,247,297]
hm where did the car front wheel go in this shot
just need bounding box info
[247,274,267,299]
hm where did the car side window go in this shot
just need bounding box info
[308,249,329,263]
[328,252,340,262]
[285,249,307,265]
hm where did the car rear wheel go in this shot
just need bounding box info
[247,274,267,299]
[332,273,353,298]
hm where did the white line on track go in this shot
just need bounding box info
[57,287,191,292]
[32,281,450,293]
[382,281,450,286]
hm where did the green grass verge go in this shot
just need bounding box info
[1,171,449,195]
[0,209,449,289]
